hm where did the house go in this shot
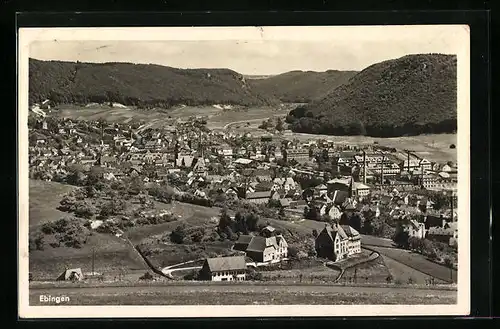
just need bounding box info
[279,198,291,208]
[426,226,455,243]
[261,225,276,237]
[245,190,272,204]
[57,268,84,281]
[198,256,247,281]
[176,155,195,168]
[353,182,371,197]
[233,235,254,251]
[314,184,328,196]
[283,177,297,191]
[407,219,426,239]
[319,204,342,221]
[236,234,288,263]
[314,223,361,262]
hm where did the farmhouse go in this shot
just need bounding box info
[198,256,247,281]
[233,234,288,263]
[315,223,361,262]
[244,190,272,204]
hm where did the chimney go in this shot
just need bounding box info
[363,150,367,184]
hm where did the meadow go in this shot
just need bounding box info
[29,283,457,305]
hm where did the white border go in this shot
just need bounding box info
[18,25,470,318]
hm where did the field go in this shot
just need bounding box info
[50,104,290,131]
[380,255,446,285]
[126,201,221,244]
[29,179,77,227]
[367,246,457,283]
[28,179,149,280]
[281,132,457,163]
[29,284,457,305]
[29,232,149,281]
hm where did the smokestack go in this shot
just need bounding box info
[363,150,367,184]
[380,153,384,185]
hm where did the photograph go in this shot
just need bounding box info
[18,25,470,318]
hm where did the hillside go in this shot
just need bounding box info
[286,54,457,137]
[250,70,358,103]
[29,59,280,108]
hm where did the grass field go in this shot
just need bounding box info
[29,179,77,227]
[368,246,457,283]
[341,254,391,284]
[28,179,149,280]
[29,232,149,280]
[126,201,220,244]
[380,254,446,285]
[29,284,457,305]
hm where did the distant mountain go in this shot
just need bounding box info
[286,54,457,137]
[249,70,358,103]
[29,59,280,108]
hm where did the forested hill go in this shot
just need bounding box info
[286,54,457,137]
[29,59,280,108]
[249,70,358,103]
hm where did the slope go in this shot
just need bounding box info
[250,70,358,103]
[29,59,280,108]
[286,54,457,137]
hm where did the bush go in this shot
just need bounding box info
[288,246,299,259]
[247,269,263,281]
[139,272,154,280]
[170,224,188,244]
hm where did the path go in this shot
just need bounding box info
[223,117,269,130]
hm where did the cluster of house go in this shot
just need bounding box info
[199,222,362,281]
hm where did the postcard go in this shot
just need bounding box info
[18,25,470,318]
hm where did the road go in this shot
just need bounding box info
[223,118,269,130]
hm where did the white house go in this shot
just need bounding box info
[407,220,426,239]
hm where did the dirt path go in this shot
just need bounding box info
[223,118,269,130]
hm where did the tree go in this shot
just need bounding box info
[234,212,248,235]
[278,207,286,219]
[170,224,187,244]
[218,207,233,231]
[393,224,409,249]
[275,117,285,132]
[362,218,374,235]
[245,213,260,232]
[288,246,299,259]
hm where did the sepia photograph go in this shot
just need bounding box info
[18,25,470,318]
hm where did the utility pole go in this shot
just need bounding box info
[91,247,95,276]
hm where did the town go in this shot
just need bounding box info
[28,103,458,285]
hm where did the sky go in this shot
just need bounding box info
[27,26,466,75]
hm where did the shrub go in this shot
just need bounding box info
[139,272,154,280]
[170,224,188,244]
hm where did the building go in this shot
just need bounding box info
[245,190,272,204]
[198,256,247,281]
[57,268,84,281]
[353,182,371,197]
[315,223,361,262]
[286,148,310,162]
[234,234,288,263]
[407,219,426,239]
